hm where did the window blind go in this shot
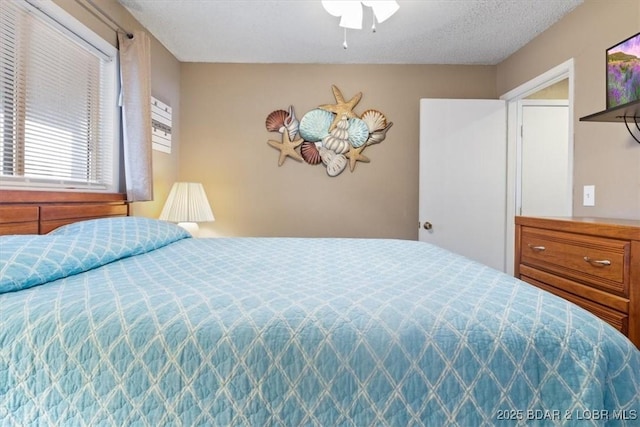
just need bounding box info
[0,0,118,191]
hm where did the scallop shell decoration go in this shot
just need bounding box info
[264,87,393,178]
[319,146,333,165]
[326,153,348,177]
[322,115,351,154]
[319,146,347,177]
[265,109,288,133]
[299,109,335,142]
[361,109,387,132]
[300,141,322,165]
[266,106,299,139]
[347,118,370,148]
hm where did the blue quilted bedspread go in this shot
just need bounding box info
[1,218,639,426]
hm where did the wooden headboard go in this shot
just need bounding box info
[0,190,129,235]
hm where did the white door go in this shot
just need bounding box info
[419,99,507,271]
[519,100,571,217]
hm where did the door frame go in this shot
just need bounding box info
[500,58,575,275]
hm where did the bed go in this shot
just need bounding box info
[1,192,639,426]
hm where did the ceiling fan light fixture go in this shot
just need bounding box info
[363,0,399,24]
[322,0,399,30]
[341,3,364,29]
[322,1,363,29]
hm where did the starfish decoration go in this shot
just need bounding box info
[267,128,303,166]
[318,85,362,132]
[345,144,370,172]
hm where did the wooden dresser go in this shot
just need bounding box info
[515,216,640,348]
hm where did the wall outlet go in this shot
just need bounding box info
[583,185,595,207]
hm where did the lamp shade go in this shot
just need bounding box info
[159,182,215,223]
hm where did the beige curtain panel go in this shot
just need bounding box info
[118,31,153,202]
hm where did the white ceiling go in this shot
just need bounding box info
[118,0,584,65]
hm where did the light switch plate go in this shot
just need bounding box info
[583,185,595,207]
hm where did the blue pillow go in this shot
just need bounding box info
[49,216,191,245]
[1,217,190,294]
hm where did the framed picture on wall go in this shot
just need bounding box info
[606,31,640,109]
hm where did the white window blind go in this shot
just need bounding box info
[0,0,119,191]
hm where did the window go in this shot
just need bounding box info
[0,0,119,191]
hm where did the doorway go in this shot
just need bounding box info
[502,59,574,274]
[417,60,573,274]
[518,99,571,217]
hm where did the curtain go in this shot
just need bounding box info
[118,30,153,202]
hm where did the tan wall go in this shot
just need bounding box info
[56,0,640,239]
[53,0,181,218]
[498,0,640,219]
[526,79,569,100]
[180,64,496,238]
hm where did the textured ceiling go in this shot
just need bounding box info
[118,0,584,65]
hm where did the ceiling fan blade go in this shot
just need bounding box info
[321,0,363,29]
[362,0,399,23]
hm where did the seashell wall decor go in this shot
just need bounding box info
[265,109,288,133]
[300,141,322,165]
[264,85,393,177]
[322,115,351,154]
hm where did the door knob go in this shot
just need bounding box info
[423,221,433,230]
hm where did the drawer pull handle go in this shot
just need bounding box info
[583,257,611,267]
[528,244,546,252]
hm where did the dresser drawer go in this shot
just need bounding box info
[515,216,640,349]
[520,227,629,296]
[520,274,628,334]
